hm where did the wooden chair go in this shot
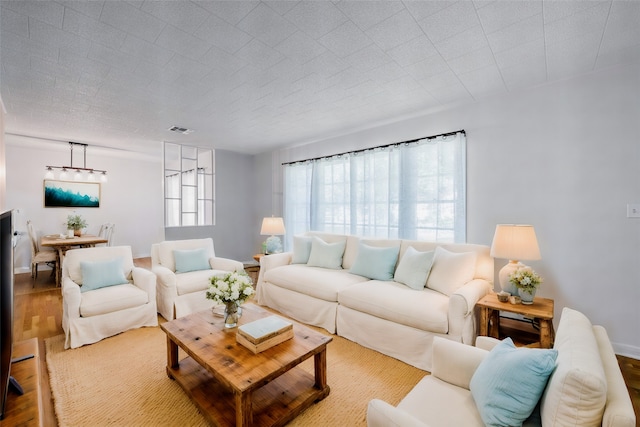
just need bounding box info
[26,220,57,286]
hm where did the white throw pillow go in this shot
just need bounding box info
[291,235,313,264]
[306,236,346,269]
[393,246,435,290]
[426,246,477,296]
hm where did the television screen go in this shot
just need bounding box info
[0,210,14,419]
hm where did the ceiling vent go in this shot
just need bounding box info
[168,126,194,135]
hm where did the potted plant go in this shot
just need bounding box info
[66,214,87,237]
[206,271,254,328]
[509,266,543,305]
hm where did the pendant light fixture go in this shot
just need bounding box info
[44,142,108,183]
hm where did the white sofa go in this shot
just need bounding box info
[256,232,494,370]
[367,307,636,427]
[61,245,158,349]
[151,238,244,320]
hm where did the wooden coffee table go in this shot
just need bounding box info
[160,303,332,426]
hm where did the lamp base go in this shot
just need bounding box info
[264,236,283,254]
[498,260,525,295]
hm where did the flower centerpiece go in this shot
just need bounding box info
[66,214,87,237]
[509,266,543,305]
[206,271,254,328]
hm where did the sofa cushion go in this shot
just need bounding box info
[80,283,149,317]
[338,280,450,333]
[175,269,225,296]
[540,307,607,426]
[426,247,477,296]
[291,235,313,264]
[393,246,435,290]
[307,236,346,269]
[470,337,558,427]
[80,257,129,293]
[264,264,369,302]
[349,243,400,281]
[173,248,210,273]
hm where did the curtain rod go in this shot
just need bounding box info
[282,129,465,165]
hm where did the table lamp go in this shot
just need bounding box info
[260,217,285,254]
[490,224,541,295]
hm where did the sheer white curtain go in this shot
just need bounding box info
[284,132,466,247]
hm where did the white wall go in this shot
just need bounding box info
[263,62,640,358]
[6,135,165,268]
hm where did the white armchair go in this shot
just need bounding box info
[151,238,244,320]
[61,246,158,349]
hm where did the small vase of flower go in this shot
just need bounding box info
[66,214,87,237]
[206,271,254,328]
[509,266,543,305]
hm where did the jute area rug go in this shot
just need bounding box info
[46,323,424,426]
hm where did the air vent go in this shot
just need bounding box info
[168,126,194,135]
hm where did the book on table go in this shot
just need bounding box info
[236,315,294,353]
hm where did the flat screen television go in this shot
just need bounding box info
[0,210,15,419]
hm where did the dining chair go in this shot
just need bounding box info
[26,220,57,286]
[98,223,115,246]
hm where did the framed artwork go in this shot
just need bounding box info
[44,180,100,208]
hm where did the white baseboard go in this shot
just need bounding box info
[14,267,32,274]
[612,342,640,360]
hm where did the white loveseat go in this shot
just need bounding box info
[256,232,493,370]
[61,245,158,349]
[367,307,636,427]
[151,238,244,320]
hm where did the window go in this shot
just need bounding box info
[164,142,214,227]
[284,132,465,245]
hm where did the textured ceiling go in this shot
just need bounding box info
[1,0,639,155]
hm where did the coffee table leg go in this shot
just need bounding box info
[166,336,179,375]
[235,392,252,427]
[314,349,327,390]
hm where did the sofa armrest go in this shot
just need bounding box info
[448,279,491,339]
[152,265,177,289]
[366,399,430,427]
[210,257,244,272]
[594,326,637,427]
[61,277,82,320]
[132,267,156,302]
[431,337,488,390]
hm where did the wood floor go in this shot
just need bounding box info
[11,260,640,426]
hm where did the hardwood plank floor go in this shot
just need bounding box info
[12,259,640,426]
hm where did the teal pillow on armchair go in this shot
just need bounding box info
[469,338,558,427]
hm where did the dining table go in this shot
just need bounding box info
[40,234,108,286]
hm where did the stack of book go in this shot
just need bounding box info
[236,315,294,354]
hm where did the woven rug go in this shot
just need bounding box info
[46,324,424,426]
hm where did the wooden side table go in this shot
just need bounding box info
[477,294,555,348]
[243,261,260,284]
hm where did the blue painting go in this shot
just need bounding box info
[44,180,100,208]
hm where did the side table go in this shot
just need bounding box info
[243,260,260,284]
[477,294,555,348]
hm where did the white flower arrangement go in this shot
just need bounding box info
[206,271,254,305]
[509,266,543,294]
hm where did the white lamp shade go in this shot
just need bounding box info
[490,224,541,261]
[260,217,285,235]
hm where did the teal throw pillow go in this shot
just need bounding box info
[349,243,400,281]
[469,338,558,427]
[291,236,313,264]
[173,248,211,273]
[306,237,346,269]
[80,257,129,293]
[393,246,435,289]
